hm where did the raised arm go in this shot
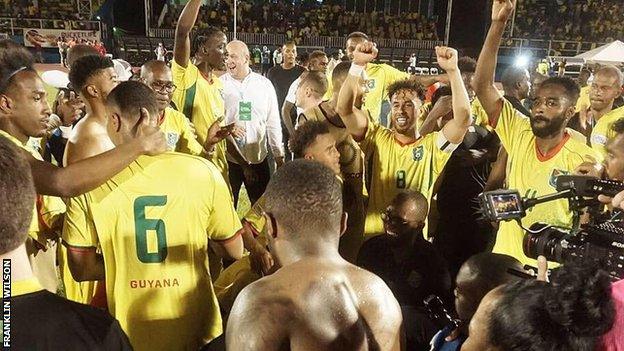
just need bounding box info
[173,0,203,68]
[472,0,516,124]
[30,124,166,197]
[336,42,378,141]
[438,46,471,144]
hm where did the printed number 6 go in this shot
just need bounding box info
[134,196,168,263]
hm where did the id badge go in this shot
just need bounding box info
[239,101,252,121]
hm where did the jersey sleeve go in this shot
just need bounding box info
[38,194,66,230]
[171,59,198,90]
[178,113,204,156]
[205,166,242,241]
[383,64,410,85]
[243,195,267,235]
[431,132,458,175]
[493,98,529,151]
[62,195,98,248]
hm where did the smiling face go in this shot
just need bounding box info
[303,133,341,175]
[0,70,51,140]
[225,41,250,79]
[196,32,227,71]
[390,88,421,135]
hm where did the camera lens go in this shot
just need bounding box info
[523,225,566,262]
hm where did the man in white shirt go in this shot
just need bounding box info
[282,50,329,133]
[221,40,285,206]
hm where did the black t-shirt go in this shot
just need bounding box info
[9,290,132,350]
[357,234,452,308]
[267,65,305,108]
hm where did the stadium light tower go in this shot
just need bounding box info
[444,0,452,45]
[233,0,237,39]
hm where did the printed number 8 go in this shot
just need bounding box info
[134,196,168,263]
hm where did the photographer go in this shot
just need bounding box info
[462,262,615,351]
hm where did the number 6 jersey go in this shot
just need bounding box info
[62,152,241,351]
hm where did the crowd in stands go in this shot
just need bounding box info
[0,0,98,30]
[514,0,623,42]
[159,1,439,41]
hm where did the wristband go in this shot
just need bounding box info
[59,125,72,139]
[349,63,365,78]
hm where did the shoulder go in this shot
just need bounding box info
[150,153,220,182]
[165,107,187,121]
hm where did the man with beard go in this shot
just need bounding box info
[472,0,600,266]
[567,65,622,146]
[267,41,305,161]
[173,0,247,184]
[337,43,471,238]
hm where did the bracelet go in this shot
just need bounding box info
[349,63,365,78]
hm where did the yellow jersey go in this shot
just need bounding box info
[159,107,204,155]
[575,86,591,113]
[171,60,229,183]
[62,153,241,351]
[492,99,601,266]
[360,124,456,238]
[325,63,409,123]
[471,98,491,129]
[591,106,624,157]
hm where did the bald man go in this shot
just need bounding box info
[588,65,624,154]
[227,160,403,351]
[357,191,451,349]
[221,40,284,206]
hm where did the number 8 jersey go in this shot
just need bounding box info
[62,153,241,351]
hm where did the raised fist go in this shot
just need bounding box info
[352,42,378,66]
[492,0,516,22]
[435,46,459,72]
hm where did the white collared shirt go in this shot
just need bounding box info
[221,69,284,164]
[285,76,305,116]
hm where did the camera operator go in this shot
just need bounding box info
[462,262,615,351]
[473,0,601,266]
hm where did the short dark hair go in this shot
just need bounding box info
[68,55,114,92]
[539,76,581,104]
[66,44,100,69]
[191,26,224,56]
[264,159,342,239]
[501,66,529,92]
[431,86,452,106]
[391,190,428,220]
[458,56,477,74]
[387,79,425,101]
[611,118,624,135]
[289,120,330,158]
[347,32,370,41]
[309,50,327,62]
[0,137,36,255]
[299,71,327,98]
[463,253,522,292]
[331,61,351,89]
[0,39,35,94]
[490,262,614,350]
[107,81,159,121]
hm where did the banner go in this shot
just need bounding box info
[23,28,100,48]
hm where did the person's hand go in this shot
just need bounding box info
[573,155,604,178]
[55,90,84,126]
[243,164,258,183]
[598,190,624,210]
[435,46,459,72]
[428,95,453,120]
[275,156,285,169]
[352,42,378,66]
[204,117,235,150]
[492,0,516,22]
[445,328,461,342]
[249,243,275,276]
[536,255,549,282]
[135,107,167,155]
[231,124,246,139]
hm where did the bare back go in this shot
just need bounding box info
[64,115,115,165]
[227,257,403,351]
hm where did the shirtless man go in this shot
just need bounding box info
[227,160,403,351]
[65,55,118,165]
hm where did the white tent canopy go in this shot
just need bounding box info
[574,40,624,65]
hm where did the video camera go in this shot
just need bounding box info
[479,175,624,280]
